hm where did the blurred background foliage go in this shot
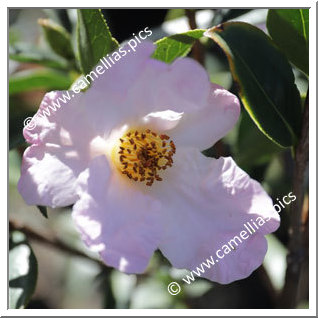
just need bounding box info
[9,8,309,309]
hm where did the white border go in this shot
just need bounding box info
[3,1,317,316]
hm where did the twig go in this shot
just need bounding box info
[9,219,109,270]
[185,9,205,65]
[280,89,309,308]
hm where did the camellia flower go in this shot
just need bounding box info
[18,41,280,284]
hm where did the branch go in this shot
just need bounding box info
[9,219,110,271]
[257,265,277,306]
[280,89,309,308]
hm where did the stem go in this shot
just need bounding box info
[9,219,109,270]
[185,9,205,65]
[280,89,309,308]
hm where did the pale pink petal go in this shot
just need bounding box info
[152,58,211,112]
[18,144,81,207]
[19,91,103,208]
[153,148,279,284]
[170,83,240,150]
[82,41,160,130]
[23,91,93,146]
[91,44,211,122]
[139,110,184,131]
[72,156,162,273]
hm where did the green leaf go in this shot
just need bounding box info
[38,18,75,60]
[9,69,73,95]
[152,29,205,63]
[9,150,22,186]
[37,206,48,218]
[9,43,70,70]
[267,9,309,76]
[205,22,302,148]
[77,9,119,74]
[9,231,38,309]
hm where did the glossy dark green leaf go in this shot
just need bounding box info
[267,9,309,76]
[9,231,38,309]
[9,69,73,95]
[205,22,302,147]
[77,9,119,74]
[38,18,75,60]
[235,110,283,167]
[9,43,70,70]
[152,29,205,63]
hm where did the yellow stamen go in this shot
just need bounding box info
[112,128,176,186]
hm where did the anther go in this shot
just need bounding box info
[116,128,175,186]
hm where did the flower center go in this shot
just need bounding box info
[113,129,176,186]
